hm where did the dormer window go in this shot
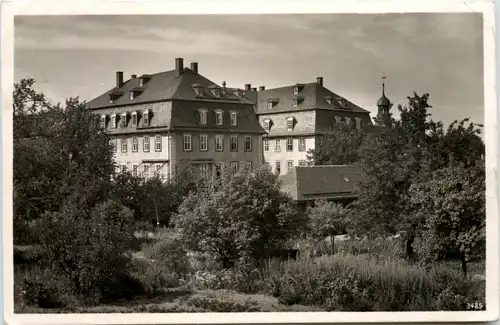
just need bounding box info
[215,110,223,126]
[111,114,117,128]
[337,98,346,108]
[211,86,222,97]
[325,96,334,105]
[267,102,273,109]
[120,112,128,128]
[263,119,271,132]
[199,109,208,125]
[267,98,278,109]
[230,112,237,126]
[142,110,150,126]
[286,117,295,131]
[129,88,143,100]
[108,91,123,103]
[131,112,138,127]
[100,115,107,129]
[293,84,303,95]
[139,74,151,87]
[192,84,204,96]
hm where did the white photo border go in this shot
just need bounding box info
[1,0,498,324]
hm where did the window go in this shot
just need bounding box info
[230,135,238,152]
[267,101,273,109]
[299,137,306,152]
[200,134,208,151]
[230,112,237,126]
[335,116,342,124]
[155,164,162,177]
[132,137,138,152]
[215,110,223,126]
[293,86,299,95]
[199,109,207,125]
[121,138,127,153]
[275,139,281,152]
[263,139,269,152]
[244,136,252,151]
[132,165,138,177]
[121,165,127,173]
[215,163,223,178]
[245,162,252,170]
[345,117,352,126]
[287,160,294,173]
[111,114,117,128]
[299,160,307,167]
[215,135,224,151]
[142,110,149,126]
[286,118,294,131]
[200,163,209,178]
[155,135,162,152]
[110,139,117,152]
[143,164,150,178]
[230,161,238,173]
[143,136,150,152]
[355,117,362,130]
[286,138,293,151]
[121,113,128,128]
[131,112,137,127]
[183,134,192,151]
[100,115,106,129]
[292,99,298,107]
[276,161,281,174]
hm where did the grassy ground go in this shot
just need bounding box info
[13,229,486,313]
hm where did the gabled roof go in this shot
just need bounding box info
[87,68,253,109]
[254,83,370,114]
[280,165,365,201]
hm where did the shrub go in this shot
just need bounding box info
[131,259,180,295]
[186,297,261,312]
[38,200,140,305]
[144,237,190,276]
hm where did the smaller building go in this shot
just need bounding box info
[279,165,365,205]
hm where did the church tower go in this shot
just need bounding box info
[377,75,391,125]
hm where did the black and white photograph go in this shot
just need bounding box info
[2,0,498,323]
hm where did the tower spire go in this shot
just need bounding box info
[381,72,387,97]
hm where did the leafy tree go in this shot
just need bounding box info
[38,200,140,304]
[306,200,348,254]
[307,123,367,165]
[409,163,486,275]
[173,165,306,268]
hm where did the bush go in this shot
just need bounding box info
[186,297,261,312]
[38,200,140,305]
[144,237,190,276]
[131,259,180,295]
[14,245,45,266]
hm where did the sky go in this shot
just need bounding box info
[14,13,484,126]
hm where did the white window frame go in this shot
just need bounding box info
[244,136,252,152]
[276,161,281,174]
[200,163,209,178]
[263,119,270,132]
[267,101,273,109]
[215,135,224,151]
[275,139,281,152]
[298,137,306,152]
[230,135,238,152]
[287,160,294,173]
[215,110,223,126]
[355,117,362,130]
[142,110,150,126]
[100,115,106,129]
[335,116,342,124]
[286,117,294,131]
[121,113,128,128]
[132,165,138,177]
[200,134,208,151]
[111,114,117,128]
[199,109,208,125]
[155,135,162,152]
[286,138,293,152]
[120,138,127,153]
[230,112,237,126]
[131,112,138,127]
[263,139,269,152]
[110,138,117,153]
[292,99,298,107]
[143,136,150,152]
[132,137,138,152]
[183,134,192,151]
[245,161,252,170]
[346,117,352,126]
[230,161,238,173]
[293,86,299,95]
[215,163,223,178]
[143,164,150,178]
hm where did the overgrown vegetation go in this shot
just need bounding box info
[13,79,486,312]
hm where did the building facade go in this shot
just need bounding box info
[87,58,266,179]
[239,78,373,175]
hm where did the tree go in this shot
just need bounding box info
[307,123,367,165]
[173,165,306,268]
[306,200,348,254]
[409,163,485,275]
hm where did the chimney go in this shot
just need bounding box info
[251,87,257,91]
[175,58,184,77]
[131,74,137,79]
[190,62,198,74]
[317,77,323,86]
[116,71,124,88]
[245,84,251,91]
[259,86,265,91]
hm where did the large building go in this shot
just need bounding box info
[87,58,266,179]
[236,78,373,175]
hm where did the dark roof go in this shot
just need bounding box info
[377,94,390,107]
[280,165,365,201]
[254,83,370,115]
[87,68,253,110]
